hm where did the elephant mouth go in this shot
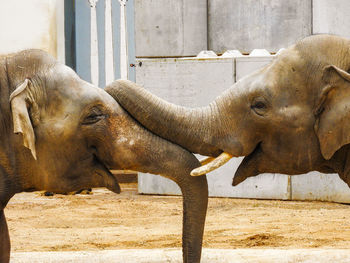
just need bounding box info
[190,142,261,179]
[93,154,121,194]
[242,142,261,162]
[232,143,262,186]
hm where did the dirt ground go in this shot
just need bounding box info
[5,183,350,252]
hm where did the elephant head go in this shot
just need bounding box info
[0,50,207,263]
[107,34,350,188]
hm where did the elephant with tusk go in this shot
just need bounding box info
[106,34,350,189]
[0,50,207,263]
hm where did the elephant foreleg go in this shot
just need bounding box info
[0,209,10,263]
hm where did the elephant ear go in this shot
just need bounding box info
[315,65,350,160]
[9,79,37,160]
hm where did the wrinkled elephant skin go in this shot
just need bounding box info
[0,50,207,263]
[109,34,350,188]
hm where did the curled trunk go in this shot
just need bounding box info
[106,80,222,157]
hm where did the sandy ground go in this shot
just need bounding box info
[10,249,350,263]
[5,183,350,253]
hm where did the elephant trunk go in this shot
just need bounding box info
[158,156,208,263]
[106,80,222,157]
[179,173,208,263]
[134,125,208,263]
[108,113,208,263]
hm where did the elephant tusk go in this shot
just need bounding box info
[199,156,215,165]
[111,169,138,174]
[191,152,233,176]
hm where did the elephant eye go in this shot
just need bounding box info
[82,107,106,125]
[82,114,105,125]
[253,101,266,109]
[251,99,267,116]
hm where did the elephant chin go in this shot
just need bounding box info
[232,144,262,186]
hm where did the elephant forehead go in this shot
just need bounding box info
[40,64,123,122]
[43,86,102,120]
[234,74,275,100]
[48,86,107,113]
[262,61,309,101]
[46,65,98,98]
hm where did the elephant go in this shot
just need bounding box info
[106,34,350,190]
[0,49,207,263]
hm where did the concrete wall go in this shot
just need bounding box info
[236,52,274,81]
[134,0,207,57]
[208,0,312,54]
[313,0,350,38]
[134,0,314,56]
[0,0,65,63]
[292,172,350,203]
[135,57,235,106]
[135,0,350,56]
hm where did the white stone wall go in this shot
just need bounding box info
[313,0,350,38]
[0,0,65,62]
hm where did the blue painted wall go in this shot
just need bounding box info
[72,0,135,86]
[75,0,91,83]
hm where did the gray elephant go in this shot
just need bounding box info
[106,34,350,190]
[0,50,207,263]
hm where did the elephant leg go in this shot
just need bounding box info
[0,209,10,263]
